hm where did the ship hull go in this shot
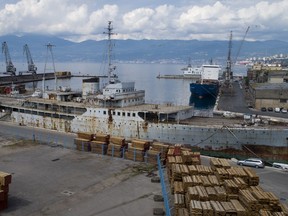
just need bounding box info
[190,82,219,98]
[10,110,288,161]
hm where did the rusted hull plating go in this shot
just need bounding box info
[11,111,288,160]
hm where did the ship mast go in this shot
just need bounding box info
[103,21,116,84]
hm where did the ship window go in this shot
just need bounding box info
[127,113,130,117]
[280,99,287,103]
[122,112,125,116]
[117,112,120,116]
[103,111,106,115]
[113,111,115,115]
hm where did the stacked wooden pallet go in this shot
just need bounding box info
[243,167,259,186]
[190,152,201,165]
[150,142,169,160]
[174,193,186,210]
[189,200,203,216]
[145,149,160,165]
[107,136,126,158]
[210,200,226,216]
[239,189,261,215]
[90,133,110,154]
[175,208,189,216]
[107,144,123,158]
[124,139,149,162]
[201,201,213,216]
[74,137,91,151]
[224,179,240,200]
[124,147,144,162]
[210,158,231,170]
[215,168,229,182]
[0,171,12,211]
[250,186,282,212]
[230,199,247,216]
[174,181,185,194]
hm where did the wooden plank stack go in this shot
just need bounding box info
[89,133,110,154]
[124,147,144,162]
[239,189,261,215]
[0,171,12,211]
[150,142,169,160]
[107,136,126,158]
[90,140,107,154]
[145,149,160,165]
[175,208,189,216]
[74,138,91,151]
[243,167,259,186]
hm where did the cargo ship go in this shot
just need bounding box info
[190,64,221,98]
[0,22,287,161]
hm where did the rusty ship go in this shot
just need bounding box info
[0,21,287,162]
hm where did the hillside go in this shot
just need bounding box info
[0,35,288,64]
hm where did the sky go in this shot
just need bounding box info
[0,0,288,42]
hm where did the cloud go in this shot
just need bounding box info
[0,0,287,42]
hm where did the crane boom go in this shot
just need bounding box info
[225,31,233,82]
[2,41,16,76]
[23,44,37,74]
[234,26,250,64]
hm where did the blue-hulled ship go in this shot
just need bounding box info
[190,64,221,98]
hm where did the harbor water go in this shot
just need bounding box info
[18,62,247,109]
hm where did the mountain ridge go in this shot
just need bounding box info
[0,34,288,64]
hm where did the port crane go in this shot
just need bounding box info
[222,31,233,93]
[19,44,37,75]
[1,41,16,76]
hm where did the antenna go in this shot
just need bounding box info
[103,21,117,83]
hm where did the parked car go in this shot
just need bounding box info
[267,107,273,112]
[272,162,288,170]
[281,108,287,114]
[261,107,266,112]
[274,107,280,113]
[237,158,265,168]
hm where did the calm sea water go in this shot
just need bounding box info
[15,62,247,108]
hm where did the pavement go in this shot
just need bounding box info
[0,137,163,216]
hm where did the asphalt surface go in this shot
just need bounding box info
[217,81,288,119]
[0,138,163,216]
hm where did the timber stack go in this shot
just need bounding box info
[0,171,12,211]
[166,145,288,216]
[73,132,169,165]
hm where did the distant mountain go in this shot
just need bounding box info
[0,34,288,64]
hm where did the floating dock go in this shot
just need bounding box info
[156,74,200,79]
[0,73,71,86]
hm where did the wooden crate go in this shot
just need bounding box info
[0,172,12,186]
[174,194,185,209]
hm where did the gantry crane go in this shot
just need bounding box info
[19,44,37,75]
[1,41,16,76]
